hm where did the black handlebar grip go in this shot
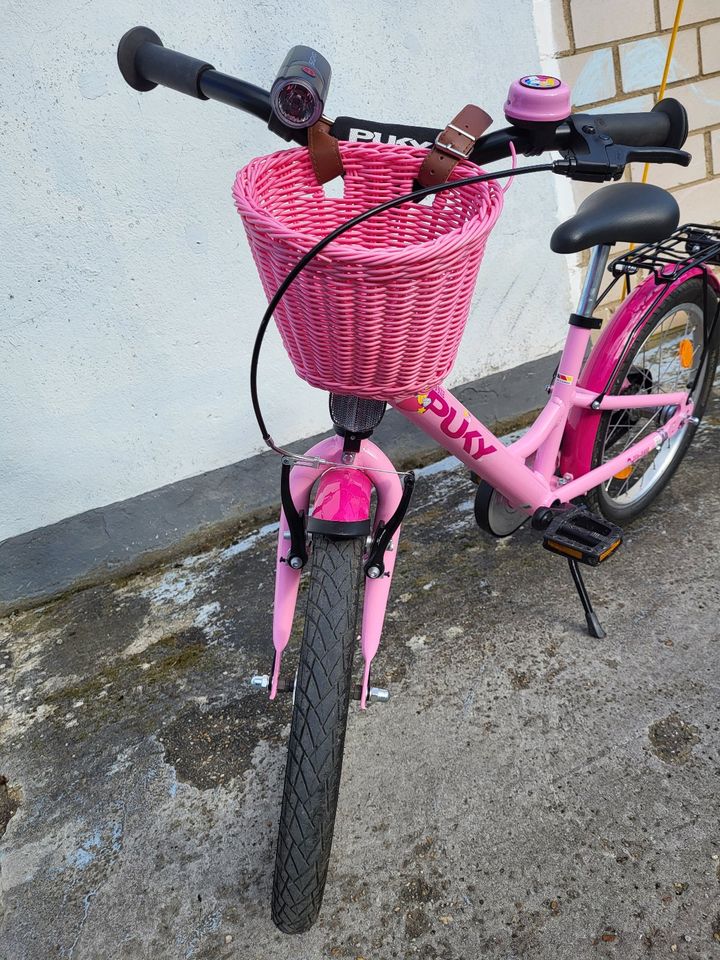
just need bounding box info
[117,26,214,99]
[651,98,689,147]
[588,108,671,149]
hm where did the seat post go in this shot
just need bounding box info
[577,244,612,317]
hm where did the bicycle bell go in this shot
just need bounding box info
[503,75,572,153]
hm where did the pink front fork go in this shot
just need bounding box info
[270,435,404,709]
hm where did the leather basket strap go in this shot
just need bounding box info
[416,104,493,188]
[307,117,345,184]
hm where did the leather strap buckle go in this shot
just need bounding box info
[434,123,476,160]
[417,104,493,189]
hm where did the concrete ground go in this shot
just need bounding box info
[1,388,719,960]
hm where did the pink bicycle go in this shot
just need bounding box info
[118,29,720,934]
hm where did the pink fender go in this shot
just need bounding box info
[311,468,372,523]
[560,267,720,479]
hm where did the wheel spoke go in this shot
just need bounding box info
[597,296,708,508]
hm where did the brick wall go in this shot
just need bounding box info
[549,0,720,220]
[539,0,720,314]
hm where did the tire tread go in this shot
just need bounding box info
[271,536,363,934]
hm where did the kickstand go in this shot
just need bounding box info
[568,558,606,639]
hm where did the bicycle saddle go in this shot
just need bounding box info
[550,181,680,254]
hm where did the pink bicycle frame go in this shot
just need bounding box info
[270,254,718,708]
[398,261,718,508]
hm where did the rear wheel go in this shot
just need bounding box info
[588,277,719,524]
[271,535,363,934]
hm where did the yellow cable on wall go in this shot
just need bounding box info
[641,0,685,185]
[624,0,685,275]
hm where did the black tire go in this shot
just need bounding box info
[588,277,719,524]
[271,535,363,934]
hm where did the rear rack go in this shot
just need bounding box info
[610,223,720,283]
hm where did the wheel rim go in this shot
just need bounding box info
[599,301,706,508]
[487,487,527,536]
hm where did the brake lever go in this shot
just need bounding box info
[554,115,692,183]
[614,145,691,166]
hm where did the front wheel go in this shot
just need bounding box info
[588,277,719,524]
[271,535,363,934]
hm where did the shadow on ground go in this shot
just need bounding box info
[1,388,719,960]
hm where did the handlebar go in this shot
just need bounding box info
[327,117,535,165]
[117,26,690,172]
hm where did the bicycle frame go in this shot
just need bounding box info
[270,247,718,708]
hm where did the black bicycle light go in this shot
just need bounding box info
[270,46,331,129]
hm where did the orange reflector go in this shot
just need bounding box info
[599,540,622,562]
[613,465,634,480]
[546,540,583,560]
[679,338,693,369]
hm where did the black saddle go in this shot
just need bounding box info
[550,181,680,254]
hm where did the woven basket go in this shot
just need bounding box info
[233,141,504,400]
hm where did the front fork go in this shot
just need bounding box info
[270,434,405,709]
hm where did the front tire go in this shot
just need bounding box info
[588,277,719,524]
[271,535,363,934]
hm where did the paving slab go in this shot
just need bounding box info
[0,387,718,960]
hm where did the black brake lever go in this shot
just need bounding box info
[554,114,692,183]
[614,144,691,166]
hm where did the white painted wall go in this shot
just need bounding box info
[1,0,572,541]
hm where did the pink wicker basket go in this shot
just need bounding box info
[233,141,504,400]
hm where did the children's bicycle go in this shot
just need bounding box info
[118,28,720,934]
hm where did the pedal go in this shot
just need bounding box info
[532,506,623,567]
